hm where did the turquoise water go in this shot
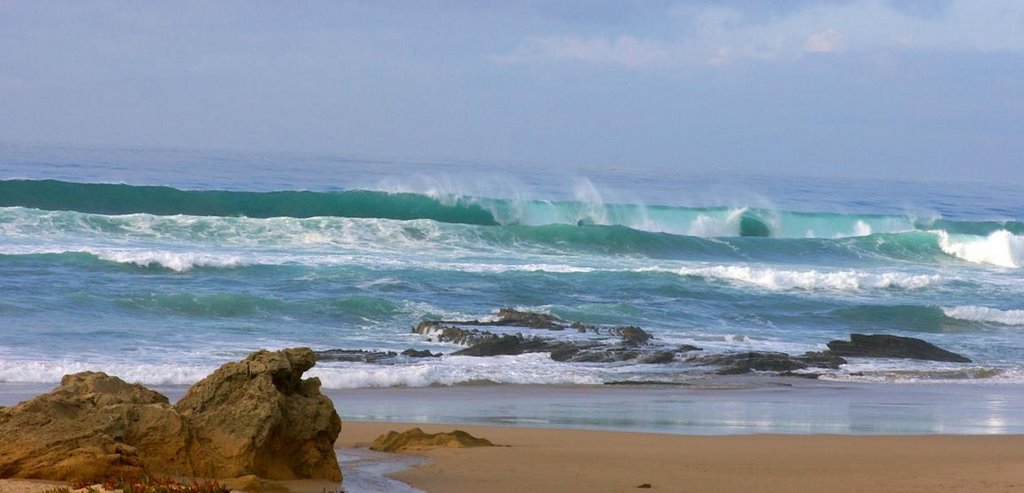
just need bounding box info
[1,143,1023,391]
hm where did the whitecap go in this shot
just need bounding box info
[942,306,1024,326]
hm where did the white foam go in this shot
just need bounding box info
[821,359,1022,384]
[686,208,747,237]
[310,353,604,388]
[852,220,872,237]
[0,359,215,385]
[936,230,1023,268]
[677,265,938,291]
[942,306,1024,326]
[90,249,246,272]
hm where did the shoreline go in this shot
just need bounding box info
[339,421,1024,492]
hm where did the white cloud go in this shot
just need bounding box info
[496,0,1024,68]
[498,35,676,68]
[804,29,841,53]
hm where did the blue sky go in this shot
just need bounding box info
[1,1,1022,179]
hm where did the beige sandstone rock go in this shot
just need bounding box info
[370,427,494,452]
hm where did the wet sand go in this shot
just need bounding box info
[340,421,1024,493]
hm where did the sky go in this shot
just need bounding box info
[1,1,1022,180]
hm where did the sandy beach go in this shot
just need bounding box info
[339,421,1024,492]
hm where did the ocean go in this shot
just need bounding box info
[1,143,1023,432]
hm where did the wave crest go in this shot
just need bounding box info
[942,306,1024,326]
[677,265,939,291]
[936,230,1024,268]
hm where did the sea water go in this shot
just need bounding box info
[1,143,1023,431]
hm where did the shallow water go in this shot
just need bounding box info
[3,379,1021,435]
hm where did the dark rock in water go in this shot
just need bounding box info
[676,344,703,353]
[415,309,594,332]
[566,349,639,363]
[604,380,686,386]
[827,334,971,363]
[695,352,808,375]
[314,348,398,363]
[415,309,672,364]
[611,326,652,346]
[493,308,567,329]
[453,334,554,357]
[548,342,585,362]
[548,342,676,364]
[401,348,441,358]
[314,348,441,362]
[779,371,822,379]
[370,427,493,452]
[636,351,675,364]
[739,212,771,237]
[796,351,847,369]
[696,349,847,375]
[413,322,491,346]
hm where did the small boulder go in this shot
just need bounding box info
[827,334,971,363]
[797,351,847,369]
[401,348,441,358]
[369,428,494,452]
[611,326,653,346]
[413,322,489,346]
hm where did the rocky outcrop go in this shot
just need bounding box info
[0,348,342,483]
[369,428,494,452]
[409,310,975,377]
[827,334,971,363]
[176,348,342,481]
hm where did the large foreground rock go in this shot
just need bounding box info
[0,348,341,483]
[827,334,971,363]
[176,348,342,481]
